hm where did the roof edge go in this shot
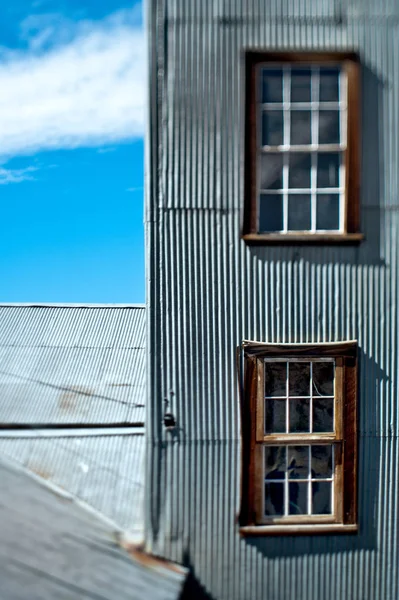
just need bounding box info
[0,303,146,308]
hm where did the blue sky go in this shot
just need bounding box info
[0,1,145,303]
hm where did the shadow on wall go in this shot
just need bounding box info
[180,549,217,600]
[244,348,388,559]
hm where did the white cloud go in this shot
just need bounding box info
[0,9,146,159]
[0,166,37,184]
[126,186,144,192]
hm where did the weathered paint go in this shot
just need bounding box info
[146,0,399,598]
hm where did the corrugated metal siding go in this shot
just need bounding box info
[147,0,399,597]
[155,438,399,600]
[0,433,145,533]
[148,0,399,439]
[0,305,145,424]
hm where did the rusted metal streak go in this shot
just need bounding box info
[0,370,142,407]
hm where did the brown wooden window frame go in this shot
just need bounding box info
[243,51,363,245]
[239,341,358,536]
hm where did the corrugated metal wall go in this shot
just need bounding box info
[146,0,399,597]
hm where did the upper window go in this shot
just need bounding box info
[243,52,362,244]
[239,341,358,535]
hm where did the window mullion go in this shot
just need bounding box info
[283,66,290,233]
[285,360,289,517]
[285,361,289,434]
[332,443,335,517]
[311,67,319,232]
[339,68,347,233]
[308,445,312,515]
[285,440,289,517]
[310,361,313,433]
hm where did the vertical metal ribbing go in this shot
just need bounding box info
[148,0,399,597]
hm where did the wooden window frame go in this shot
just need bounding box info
[239,341,358,536]
[242,51,363,245]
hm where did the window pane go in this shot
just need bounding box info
[311,445,333,479]
[289,482,308,514]
[291,68,311,102]
[287,195,311,231]
[319,68,340,102]
[265,400,286,434]
[312,362,334,396]
[289,362,310,396]
[259,154,283,190]
[288,446,309,479]
[319,110,340,144]
[316,194,340,230]
[289,399,310,433]
[261,69,283,103]
[288,152,311,188]
[259,194,284,232]
[291,111,311,145]
[312,481,332,514]
[262,111,284,146]
[265,482,285,516]
[313,398,334,432]
[265,362,287,396]
[317,153,340,188]
[265,446,286,480]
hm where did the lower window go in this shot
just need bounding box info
[239,342,358,535]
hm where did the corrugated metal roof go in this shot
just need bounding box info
[0,305,145,424]
[0,432,145,535]
[0,455,186,600]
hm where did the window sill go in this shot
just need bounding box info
[239,524,358,536]
[242,233,364,245]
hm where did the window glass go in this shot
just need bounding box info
[288,153,312,188]
[316,194,340,230]
[312,482,332,514]
[254,64,346,234]
[312,362,335,396]
[319,67,340,102]
[289,362,310,396]
[259,194,283,232]
[265,482,284,515]
[317,153,340,188]
[259,153,284,190]
[291,68,311,102]
[263,444,335,517]
[313,398,334,432]
[265,362,287,396]
[288,446,309,479]
[287,195,311,231]
[290,110,311,145]
[289,398,310,432]
[265,399,286,434]
[319,110,340,144]
[261,68,283,103]
[262,111,284,146]
[311,445,333,478]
